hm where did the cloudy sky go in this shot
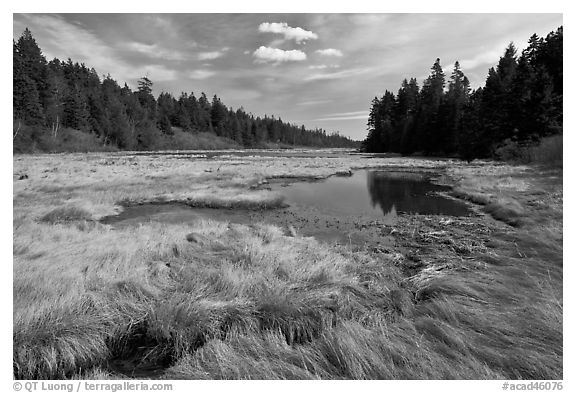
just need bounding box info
[13,13,562,140]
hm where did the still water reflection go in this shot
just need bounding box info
[102,170,472,233]
[274,170,472,220]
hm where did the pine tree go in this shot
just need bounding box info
[136,76,156,120]
[378,91,396,152]
[443,61,470,153]
[62,86,90,131]
[418,58,445,153]
[210,95,228,136]
[175,93,192,131]
[44,59,67,137]
[15,28,48,101]
[480,43,518,150]
[363,92,395,152]
[232,117,243,145]
[109,105,133,148]
[394,78,419,154]
[13,37,46,125]
[15,75,45,125]
[157,92,176,134]
[458,88,485,160]
[135,116,159,149]
[241,118,254,147]
[197,93,212,132]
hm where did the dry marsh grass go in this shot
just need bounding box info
[39,206,93,224]
[13,152,562,379]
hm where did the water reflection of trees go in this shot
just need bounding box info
[366,172,469,216]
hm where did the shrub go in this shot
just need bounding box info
[525,134,563,168]
[493,139,526,162]
[13,124,117,153]
[494,135,563,168]
[154,129,240,150]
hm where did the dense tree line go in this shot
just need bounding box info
[362,27,562,160]
[13,28,356,151]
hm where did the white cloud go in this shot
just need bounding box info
[460,48,504,70]
[305,68,371,81]
[348,14,391,26]
[296,99,333,106]
[124,42,188,61]
[198,51,222,60]
[315,115,368,121]
[258,22,318,43]
[253,46,306,64]
[198,49,228,61]
[219,89,262,103]
[328,110,369,117]
[140,65,178,82]
[316,48,343,57]
[308,64,340,70]
[314,110,370,121]
[189,70,216,80]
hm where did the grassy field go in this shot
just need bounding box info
[13,151,562,380]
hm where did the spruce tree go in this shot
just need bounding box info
[16,28,48,101]
[443,61,470,154]
[13,37,46,125]
[418,58,445,153]
[136,76,156,120]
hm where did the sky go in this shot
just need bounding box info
[13,13,563,141]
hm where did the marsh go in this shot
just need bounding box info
[13,150,562,379]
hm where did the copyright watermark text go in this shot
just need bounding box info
[13,381,173,392]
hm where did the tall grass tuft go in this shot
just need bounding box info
[39,206,93,224]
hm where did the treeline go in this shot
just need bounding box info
[362,27,562,160]
[13,28,356,152]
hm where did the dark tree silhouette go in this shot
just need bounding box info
[362,27,562,160]
[13,28,358,152]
